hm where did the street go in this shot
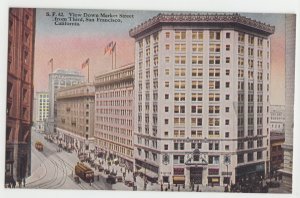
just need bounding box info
[26,130,112,190]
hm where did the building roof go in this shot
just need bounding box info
[129,13,275,38]
[51,68,84,76]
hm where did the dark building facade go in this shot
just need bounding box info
[5,8,36,186]
[270,132,284,177]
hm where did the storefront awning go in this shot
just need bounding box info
[173,176,185,184]
[212,178,219,182]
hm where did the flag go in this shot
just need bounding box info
[81,58,89,69]
[48,58,53,65]
[104,41,115,55]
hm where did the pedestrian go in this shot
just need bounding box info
[178,185,180,191]
[12,179,16,188]
[17,179,21,188]
[161,183,163,191]
[168,182,170,189]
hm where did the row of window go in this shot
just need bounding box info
[237,151,263,163]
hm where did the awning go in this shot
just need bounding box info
[272,142,283,147]
[212,178,219,182]
[173,176,185,184]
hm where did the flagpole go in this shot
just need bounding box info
[111,49,113,70]
[88,60,90,83]
[115,43,117,69]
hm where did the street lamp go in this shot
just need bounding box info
[144,159,147,190]
[224,155,231,190]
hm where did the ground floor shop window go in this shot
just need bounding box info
[208,177,220,186]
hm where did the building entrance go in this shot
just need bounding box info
[190,167,203,184]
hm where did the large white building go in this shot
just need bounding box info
[94,64,135,170]
[34,92,49,132]
[129,13,274,186]
[47,69,85,135]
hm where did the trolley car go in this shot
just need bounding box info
[35,141,43,152]
[75,163,94,183]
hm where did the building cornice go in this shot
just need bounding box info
[129,13,275,38]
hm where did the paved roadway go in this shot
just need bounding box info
[26,130,112,190]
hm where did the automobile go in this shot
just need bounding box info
[116,176,123,182]
[106,175,116,184]
[98,166,104,172]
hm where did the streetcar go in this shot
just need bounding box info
[35,141,43,152]
[75,163,94,183]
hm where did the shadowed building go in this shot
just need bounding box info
[278,14,296,193]
[6,8,36,186]
[56,83,95,153]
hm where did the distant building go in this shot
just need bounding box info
[94,64,135,170]
[270,105,285,133]
[56,83,95,152]
[34,92,49,132]
[47,69,85,135]
[130,13,274,185]
[5,8,36,185]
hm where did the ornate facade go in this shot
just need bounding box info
[130,13,274,186]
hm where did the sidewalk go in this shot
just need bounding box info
[84,156,226,192]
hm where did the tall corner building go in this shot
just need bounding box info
[94,64,135,170]
[6,8,36,184]
[129,13,274,186]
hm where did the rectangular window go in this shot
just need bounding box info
[192,56,203,65]
[192,43,203,52]
[209,44,221,53]
[175,56,186,64]
[226,45,230,51]
[175,31,186,40]
[209,31,221,40]
[175,44,186,52]
[192,31,203,40]
[192,68,203,77]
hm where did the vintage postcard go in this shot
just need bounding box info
[4,7,295,193]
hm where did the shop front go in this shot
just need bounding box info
[208,168,220,186]
[208,177,220,186]
[173,168,185,185]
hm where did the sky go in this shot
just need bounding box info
[34,9,287,105]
